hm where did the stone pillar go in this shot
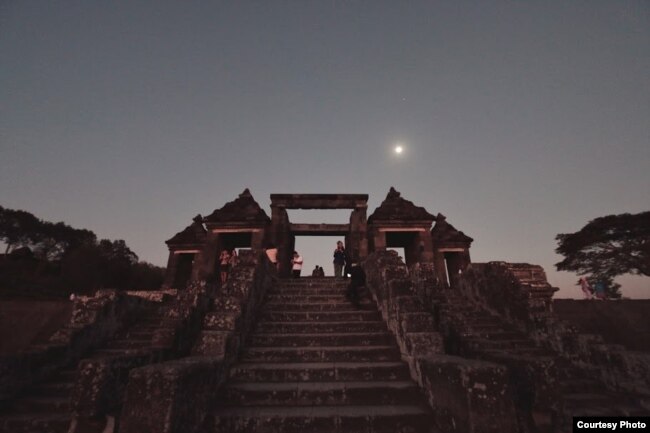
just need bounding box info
[196,232,220,281]
[163,251,179,288]
[271,205,291,277]
[433,249,449,287]
[251,229,265,250]
[372,230,386,252]
[349,206,368,260]
[417,231,434,263]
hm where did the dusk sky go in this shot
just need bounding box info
[1,1,648,298]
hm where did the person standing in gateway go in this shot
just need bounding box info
[333,241,346,277]
[291,251,303,278]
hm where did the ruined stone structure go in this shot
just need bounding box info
[163,187,473,286]
[1,187,648,433]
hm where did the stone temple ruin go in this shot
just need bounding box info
[1,188,648,433]
[164,188,471,289]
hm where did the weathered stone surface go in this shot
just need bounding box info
[204,189,270,224]
[192,330,239,359]
[72,350,159,417]
[0,290,147,401]
[119,251,275,433]
[166,214,207,246]
[457,262,557,333]
[119,357,226,433]
[416,355,517,433]
[367,187,435,224]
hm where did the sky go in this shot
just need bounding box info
[1,1,648,298]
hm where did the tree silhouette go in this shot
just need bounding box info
[556,211,650,297]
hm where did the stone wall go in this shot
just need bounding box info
[363,251,518,433]
[0,289,149,401]
[119,249,275,433]
[456,262,557,333]
[553,299,650,352]
[454,263,650,411]
[71,283,212,418]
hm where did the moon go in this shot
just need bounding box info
[394,144,404,155]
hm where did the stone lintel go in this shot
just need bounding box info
[377,227,428,232]
[168,243,203,252]
[172,249,201,254]
[289,223,350,235]
[205,225,265,232]
[270,193,368,209]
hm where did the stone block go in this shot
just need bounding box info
[400,312,435,334]
[192,330,239,359]
[203,311,239,331]
[416,355,517,433]
[213,295,243,313]
[72,350,157,417]
[405,332,444,357]
[119,357,226,433]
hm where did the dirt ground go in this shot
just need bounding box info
[0,299,72,355]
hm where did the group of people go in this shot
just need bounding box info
[578,276,607,300]
[218,249,238,284]
[264,240,365,308]
[311,265,325,277]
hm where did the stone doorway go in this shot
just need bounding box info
[270,194,368,278]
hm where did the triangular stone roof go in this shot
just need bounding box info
[204,189,270,224]
[166,214,207,246]
[431,213,473,244]
[368,187,435,224]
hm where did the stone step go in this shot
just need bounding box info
[31,380,74,398]
[0,413,71,433]
[220,381,422,407]
[256,321,388,334]
[105,338,154,350]
[248,332,394,347]
[261,310,381,322]
[124,329,155,340]
[263,302,374,311]
[53,369,78,382]
[559,378,607,394]
[229,361,411,382]
[473,331,526,340]
[463,337,538,351]
[276,279,348,286]
[11,396,70,413]
[267,294,355,303]
[269,288,349,296]
[241,346,401,363]
[209,404,434,433]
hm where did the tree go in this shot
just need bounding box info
[0,206,41,253]
[556,211,650,296]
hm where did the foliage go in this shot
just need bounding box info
[557,211,649,297]
[0,205,164,294]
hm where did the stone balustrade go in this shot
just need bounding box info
[119,250,275,433]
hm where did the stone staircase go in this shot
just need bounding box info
[436,290,649,431]
[0,302,169,433]
[207,277,437,433]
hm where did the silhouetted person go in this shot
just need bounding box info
[219,249,231,284]
[317,266,325,277]
[333,241,346,277]
[578,277,593,299]
[311,265,320,277]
